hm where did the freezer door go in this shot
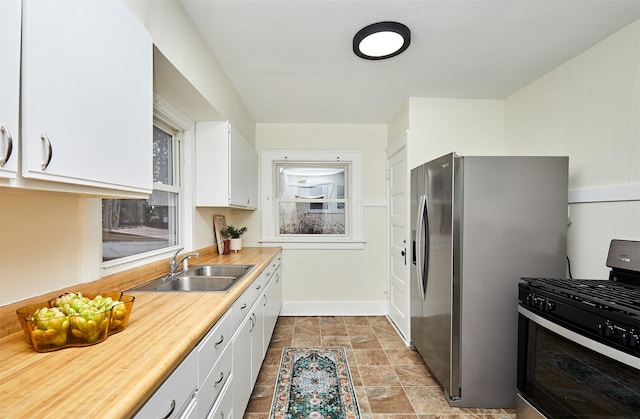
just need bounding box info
[424,153,456,398]
[411,153,457,399]
[410,164,427,354]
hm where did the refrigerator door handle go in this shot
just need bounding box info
[416,194,429,300]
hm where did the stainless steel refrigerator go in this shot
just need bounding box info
[410,152,568,408]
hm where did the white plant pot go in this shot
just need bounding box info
[229,238,242,252]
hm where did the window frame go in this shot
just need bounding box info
[261,150,364,249]
[100,95,191,272]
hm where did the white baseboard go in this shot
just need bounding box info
[281,300,388,316]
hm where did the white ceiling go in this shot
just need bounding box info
[179,0,640,124]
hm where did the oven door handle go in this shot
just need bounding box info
[518,306,639,369]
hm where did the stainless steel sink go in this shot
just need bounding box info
[128,264,255,293]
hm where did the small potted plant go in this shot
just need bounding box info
[224,225,247,252]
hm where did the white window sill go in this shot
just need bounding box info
[259,239,365,250]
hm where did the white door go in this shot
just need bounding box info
[386,134,410,342]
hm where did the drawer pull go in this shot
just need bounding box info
[240,303,247,310]
[160,399,175,419]
[214,335,224,346]
[0,124,13,167]
[267,272,271,277]
[256,284,261,290]
[214,371,225,385]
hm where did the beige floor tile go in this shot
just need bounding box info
[372,415,419,419]
[255,364,279,386]
[347,324,377,335]
[349,365,363,386]
[394,365,438,387]
[275,316,295,325]
[403,387,459,415]
[273,323,294,336]
[295,316,321,326]
[263,348,283,365]
[378,335,409,350]
[321,324,349,336]
[358,365,401,386]
[354,386,372,414]
[344,316,371,325]
[350,335,383,350]
[291,334,322,346]
[365,386,415,414]
[246,385,275,414]
[385,349,425,366]
[353,349,391,365]
[267,334,292,350]
[320,316,346,325]
[321,335,353,348]
[294,324,321,336]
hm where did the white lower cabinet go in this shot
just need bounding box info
[135,253,282,419]
[263,268,282,351]
[134,350,198,419]
[231,313,253,417]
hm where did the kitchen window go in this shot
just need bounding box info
[261,150,363,249]
[101,117,182,263]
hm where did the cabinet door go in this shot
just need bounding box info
[264,268,282,346]
[251,305,265,386]
[229,125,257,209]
[232,315,252,417]
[0,0,20,179]
[21,0,152,193]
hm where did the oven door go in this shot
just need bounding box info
[517,306,640,418]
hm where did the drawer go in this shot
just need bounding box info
[230,288,253,328]
[198,309,233,386]
[206,376,233,419]
[198,344,232,417]
[134,350,198,419]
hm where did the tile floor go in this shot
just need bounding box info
[244,316,517,419]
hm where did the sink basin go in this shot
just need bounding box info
[128,264,255,293]
[154,276,237,292]
[190,265,253,278]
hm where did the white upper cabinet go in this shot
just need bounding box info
[20,0,152,195]
[195,121,258,209]
[0,0,20,179]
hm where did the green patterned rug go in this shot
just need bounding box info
[270,347,361,419]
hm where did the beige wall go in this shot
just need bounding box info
[405,98,505,169]
[504,19,640,279]
[0,189,85,304]
[255,124,388,314]
[123,0,255,143]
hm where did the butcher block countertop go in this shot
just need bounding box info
[0,247,281,418]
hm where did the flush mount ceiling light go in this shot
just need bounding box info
[353,21,411,60]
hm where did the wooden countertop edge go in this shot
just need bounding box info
[0,246,281,418]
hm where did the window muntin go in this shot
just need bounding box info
[102,124,180,262]
[276,164,347,236]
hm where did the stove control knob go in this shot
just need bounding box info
[536,298,554,312]
[622,330,639,348]
[598,321,615,337]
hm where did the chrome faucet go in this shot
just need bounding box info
[169,248,200,274]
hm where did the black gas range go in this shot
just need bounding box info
[517,240,640,418]
[518,275,640,356]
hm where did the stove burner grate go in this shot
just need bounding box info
[521,277,640,318]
